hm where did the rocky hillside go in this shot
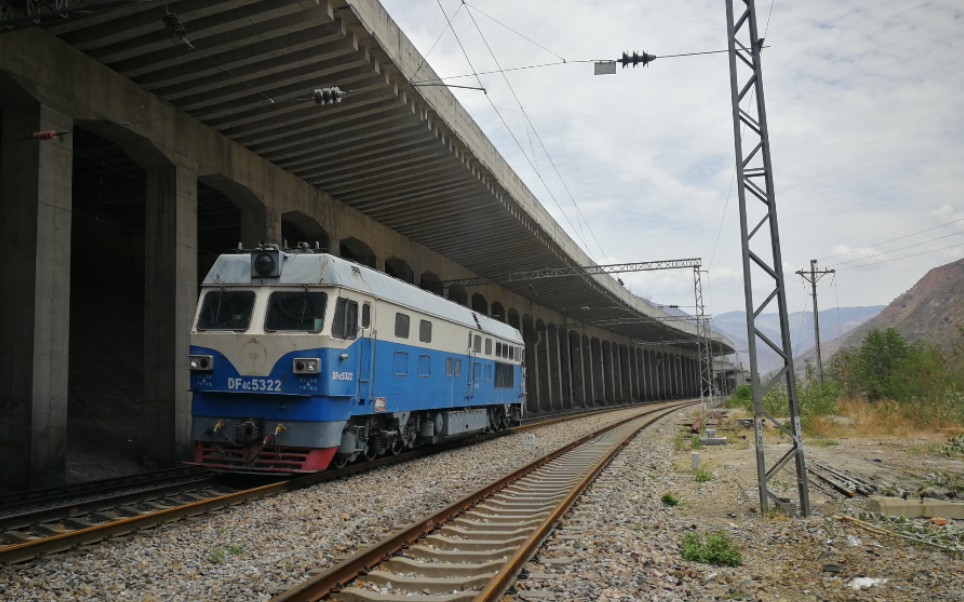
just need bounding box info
[821,257,964,358]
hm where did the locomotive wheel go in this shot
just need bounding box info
[364,444,379,462]
[332,455,350,469]
[390,438,404,455]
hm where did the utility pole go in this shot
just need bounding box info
[795,259,835,385]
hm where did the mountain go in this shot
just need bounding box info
[712,306,885,373]
[815,257,964,359]
[712,258,964,374]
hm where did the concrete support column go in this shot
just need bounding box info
[533,326,547,412]
[571,334,586,407]
[241,205,281,248]
[638,349,648,401]
[668,354,677,399]
[682,356,690,397]
[587,341,599,406]
[631,348,640,401]
[620,345,632,402]
[613,345,622,402]
[548,326,562,411]
[640,349,649,400]
[658,351,669,399]
[689,358,700,397]
[524,329,539,416]
[593,341,608,405]
[558,328,574,410]
[144,165,197,468]
[607,344,617,405]
[0,103,73,491]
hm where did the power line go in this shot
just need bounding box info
[839,242,964,270]
[819,216,964,262]
[833,230,964,267]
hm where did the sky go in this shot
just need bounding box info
[378,0,964,318]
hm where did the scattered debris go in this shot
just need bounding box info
[847,577,888,590]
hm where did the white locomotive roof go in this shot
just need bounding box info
[202,252,524,344]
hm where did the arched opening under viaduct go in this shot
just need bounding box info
[385,256,415,283]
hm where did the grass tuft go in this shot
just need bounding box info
[680,531,743,566]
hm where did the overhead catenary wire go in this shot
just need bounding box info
[410,47,747,86]
[425,1,606,261]
[463,4,606,261]
[434,0,486,93]
[465,1,567,64]
[410,2,469,85]
[162,9,278,108]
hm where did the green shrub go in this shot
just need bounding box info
[761,388,788,418]
[691,434,703,450]
[797,379,839,433]
[724,384,753,410]
[681,531,742,566]
[661,493,679,506]
[695,468,713,482]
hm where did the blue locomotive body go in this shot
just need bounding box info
[188,248,525,472]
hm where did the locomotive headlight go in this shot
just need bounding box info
[189,354,213,371]
[251,249,282,278]
[293,358,320,375]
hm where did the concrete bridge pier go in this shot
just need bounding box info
[0,101,73,491]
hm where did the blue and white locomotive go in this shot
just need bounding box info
[188,245,525,473]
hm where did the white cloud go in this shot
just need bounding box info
[381,0,964,315]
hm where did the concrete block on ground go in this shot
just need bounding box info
[701,437,727,446]
[869,496,964,519]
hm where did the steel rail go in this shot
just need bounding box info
[268,401,694,601]
[476,404,686,600]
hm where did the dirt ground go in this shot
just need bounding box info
[667,408,964,601]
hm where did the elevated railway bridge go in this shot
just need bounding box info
[0,0,733,492]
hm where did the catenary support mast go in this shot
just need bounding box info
[725,0,811,516]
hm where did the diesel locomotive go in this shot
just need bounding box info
[188,245,525,473]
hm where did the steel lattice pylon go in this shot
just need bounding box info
[725,0,811,516]
[693,268,715,407]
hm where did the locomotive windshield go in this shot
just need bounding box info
[265,291,327,332]
[197,289,256,331]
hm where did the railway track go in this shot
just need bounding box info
[268,401,691,602]
[0,468,245,564]
[0,402,685,566]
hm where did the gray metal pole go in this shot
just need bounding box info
[725,0,811,516]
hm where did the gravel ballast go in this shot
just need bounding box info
[4,404,962,601]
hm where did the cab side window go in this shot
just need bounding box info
[332,298,359,340]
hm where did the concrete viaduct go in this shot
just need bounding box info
[0,0,733,492]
